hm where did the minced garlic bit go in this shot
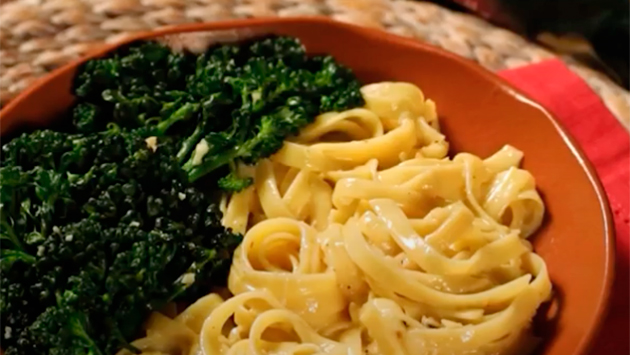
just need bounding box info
[145,136,158,152]
[192,138,210,166]
[180,273,196,286]
[178,192,186,200]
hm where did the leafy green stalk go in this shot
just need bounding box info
[183,98,312,187]
[0,249,36,267]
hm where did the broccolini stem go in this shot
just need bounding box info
[165,248,219,303]
[107,319,140,354]
[67,315,105,355]
[0,219,28,253]
[184,147,237,182]
[177,123,205,163]
[155,102,199,135]
[0,250,36,265]
[183,136,259,183]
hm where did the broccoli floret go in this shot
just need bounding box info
[74,56,121,99]
[25,290,105,355]
[217,170,254,193]
[72,103,103,134]
[1,130,73,170]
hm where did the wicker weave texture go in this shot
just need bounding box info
[0,0,628,125]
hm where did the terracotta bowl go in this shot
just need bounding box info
[0,17,615,355]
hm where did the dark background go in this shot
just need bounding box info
[430,0,630,89]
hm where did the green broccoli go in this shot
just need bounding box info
[1,137,240,355]
[182,96,315,185]
[0,35,365,355]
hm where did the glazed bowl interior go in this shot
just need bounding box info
[0,17,614,355]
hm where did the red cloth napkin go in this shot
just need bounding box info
[498,59,630,355]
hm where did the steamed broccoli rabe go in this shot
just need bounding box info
[72,36,364,191]
[1,130,240,355]
[0,36,364,355]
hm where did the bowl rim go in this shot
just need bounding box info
[0,16,616,355]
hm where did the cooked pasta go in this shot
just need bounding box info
[119,82,552,355]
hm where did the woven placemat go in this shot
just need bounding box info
[1,0,628,126]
